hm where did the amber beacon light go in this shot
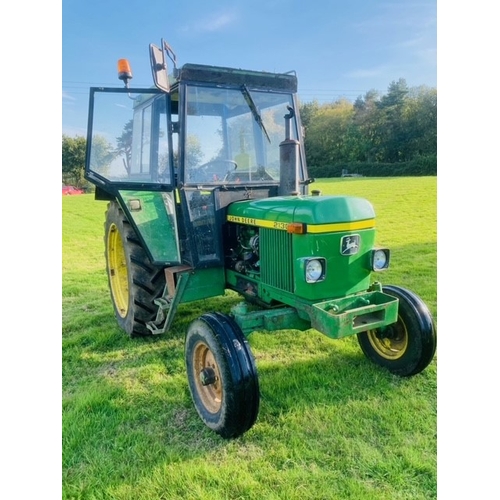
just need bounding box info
[117,59,133,87]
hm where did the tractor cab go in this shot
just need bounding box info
[85,42,309,269]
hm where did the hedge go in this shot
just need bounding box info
[308,155,437,178]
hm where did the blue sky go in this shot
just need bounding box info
[62,0,437,137]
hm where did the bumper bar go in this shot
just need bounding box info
[309,291,399,339]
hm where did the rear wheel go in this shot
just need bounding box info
[357,285,437,377]
[104,201,165,337]
[185,313,260,438]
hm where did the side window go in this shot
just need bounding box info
[130,104,152,177]
[86,89,173,185]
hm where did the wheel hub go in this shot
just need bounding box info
[192,341,222,413]
[199,367,217,386]
[368,322,408,360]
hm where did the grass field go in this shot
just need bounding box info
[62,177,437,500]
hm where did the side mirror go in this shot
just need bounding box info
[149,43,170,92]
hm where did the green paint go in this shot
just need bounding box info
[306,290,399,339]
[180,267,225,303]
[118,190,180,264]
[231,302,310,336]
[227,194,375,225]
[229,288,398,340]
[292,228,375,300]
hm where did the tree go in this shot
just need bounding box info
[115,120,133,175]
[62,135,86,186]
[353,90,383,162]
[379,78,409,108]
[300,78,437,174]
[404,86,437,158]
[303,98,355,170]
[185,135,204,169]
[299,99,320,129]
[89,135,116,177]
[377,79,411,162]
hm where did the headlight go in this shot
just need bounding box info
[305,258,326,283]
[371,249,390,271]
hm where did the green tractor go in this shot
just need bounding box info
[84,40,436,439]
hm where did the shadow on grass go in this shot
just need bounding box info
[63,319,435,461]
[63,262,436,493]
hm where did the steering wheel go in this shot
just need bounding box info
[190,160,237,182]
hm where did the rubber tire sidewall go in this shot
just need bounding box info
[104,201,165,337]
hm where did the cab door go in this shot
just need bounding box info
[85,87,181,265]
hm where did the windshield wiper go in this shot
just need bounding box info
[240,85,271,143]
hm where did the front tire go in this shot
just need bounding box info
[104,201,165,337]
[185,313,260,438]
[357,285,437,377]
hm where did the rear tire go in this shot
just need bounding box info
[104,201,166,337]
[357,285,437,377]
[185,313,260,438]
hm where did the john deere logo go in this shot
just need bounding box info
[341,235,360,256]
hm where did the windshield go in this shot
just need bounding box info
[183,85,300,185]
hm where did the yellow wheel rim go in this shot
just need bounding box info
[107,223,129,318]
[192,341,222,414]
[367,318,408,360]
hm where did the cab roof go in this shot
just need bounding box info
[176,63,298,92]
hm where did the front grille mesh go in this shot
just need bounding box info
[260,228,293,292]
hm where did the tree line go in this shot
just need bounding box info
[62,78,436,186]
[301,78,436,178]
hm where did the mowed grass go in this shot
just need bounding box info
[62,177,437,500]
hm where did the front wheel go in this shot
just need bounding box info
[185,313,260,438]
[357,285,436,377]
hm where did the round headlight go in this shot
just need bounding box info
[373,249,388,270]
[306,259,324,282]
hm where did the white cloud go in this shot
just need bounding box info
[351,3,436,34]
[416,47,437,65]
[398,36,425,48]
[62,91,76,101]
[344,67,386,79]
[180,11,238,34]
[204,13,236,32]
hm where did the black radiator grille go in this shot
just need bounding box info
[260,228,294,292]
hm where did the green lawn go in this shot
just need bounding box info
[62,177,437,500]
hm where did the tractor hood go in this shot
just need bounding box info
[226,195,375,230]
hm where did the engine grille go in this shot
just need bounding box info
[260,228,294,292]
